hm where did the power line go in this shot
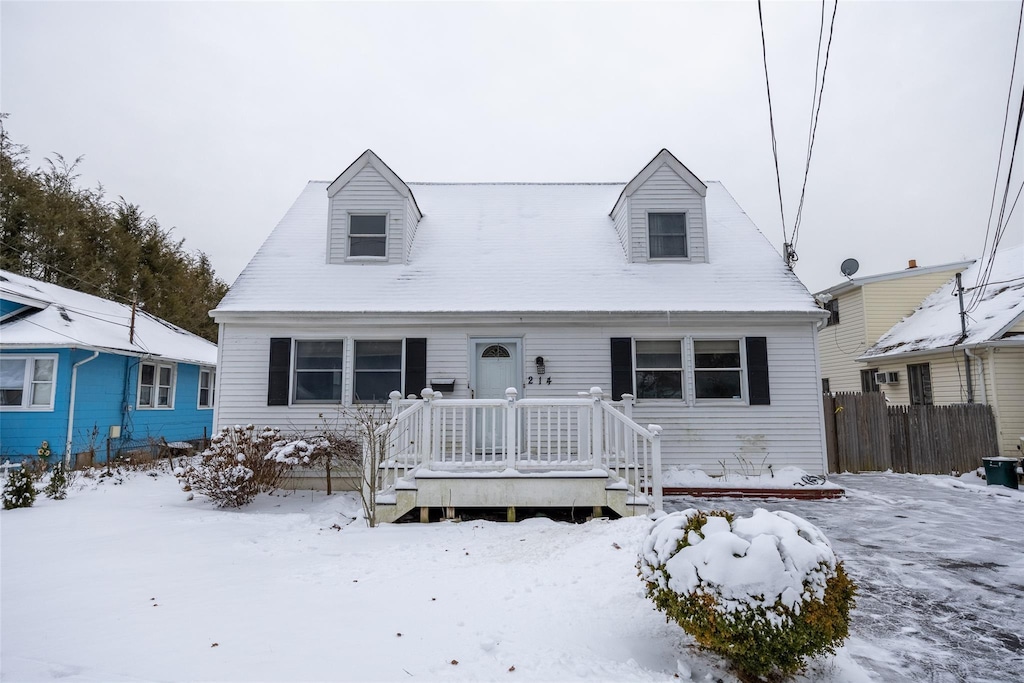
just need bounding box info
[0,239,139,309]
[791,0,839,251]
[757,0,838,269]
[970,0,1024,313]
[964,274,1024,291]
[757,0,788,254]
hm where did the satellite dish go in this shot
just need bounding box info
[840,258,860,277]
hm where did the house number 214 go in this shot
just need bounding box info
[527,376,552,385]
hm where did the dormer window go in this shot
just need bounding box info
[648,213,688,259]
[349,214,387,258]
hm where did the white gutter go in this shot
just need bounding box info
[65,351,100,466]
[965,348,987,404]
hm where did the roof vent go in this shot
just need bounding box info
[908,259,918,269]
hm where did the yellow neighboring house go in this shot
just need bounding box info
[818,246,1024,458]
[816,259,973,394]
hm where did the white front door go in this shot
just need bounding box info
[475,342,518,399]
[471,340,521,453]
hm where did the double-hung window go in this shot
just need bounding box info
[693,340,743,399]
[0,355,57,410]
[648,213,688,259]
[198,367,215,409]
[293,341,345,403]
[635,340,683,399]
[354,340,402,403]
[348,214,387,258]
[908,363,933,406]
[138,362,175,408]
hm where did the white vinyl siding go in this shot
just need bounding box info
[611,200,630,259]
[217,316,827,474]
[328,165,406,264]
[629,164,708,263]
[404,195,420,262]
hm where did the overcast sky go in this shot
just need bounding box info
[2,1,1022,294]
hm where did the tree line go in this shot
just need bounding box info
[0,116,227,342]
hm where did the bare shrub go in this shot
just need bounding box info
[175,425,287,508]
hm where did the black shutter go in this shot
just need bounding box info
[610,337,633,401]
[746,337,770,405]
[267,337,291,406]
[404,338,427,399]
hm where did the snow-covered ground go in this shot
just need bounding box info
[1,469,1020,682]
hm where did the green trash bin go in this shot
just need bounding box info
[982,457,1019,489]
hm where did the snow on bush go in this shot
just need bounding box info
[638,508,856,681]
[2,466,37,509]
[175,425,290,508]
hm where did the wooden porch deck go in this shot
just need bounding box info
[370,387,662,523]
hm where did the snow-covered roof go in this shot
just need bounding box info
[0,271,218,366]
[860,244,1024,360]
[216,181,818,316]
[816,259,975,298]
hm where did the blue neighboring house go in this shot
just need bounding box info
[1,270,218,466]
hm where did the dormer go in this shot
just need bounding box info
[326,150,423,265]
[610,149,709,264]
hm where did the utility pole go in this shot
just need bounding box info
[956,273,973,403]
[129,298,137,345]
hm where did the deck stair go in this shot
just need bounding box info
[368,387,662,523]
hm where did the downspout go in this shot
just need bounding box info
[964,348,986,404]
[65,350,100,467]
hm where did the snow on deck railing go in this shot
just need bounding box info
[375,387,663,512]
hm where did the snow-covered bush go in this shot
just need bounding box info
[638,508,856,681]
[3,466,37,509]
[175,425,288,508]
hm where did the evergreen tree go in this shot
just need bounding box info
[2,467,36,509]
[0,117,226,342]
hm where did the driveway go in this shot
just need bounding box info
[665,473,1024,683]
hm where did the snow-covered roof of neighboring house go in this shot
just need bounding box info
[215,181,818,316]
[860,244,1024,360]
[0,271,218,366]
[816,259,975,298]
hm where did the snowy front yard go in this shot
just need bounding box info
[1,469,1020,682]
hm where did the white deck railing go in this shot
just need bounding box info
[372,386,663,512]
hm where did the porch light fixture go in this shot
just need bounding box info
[535,357,546,375]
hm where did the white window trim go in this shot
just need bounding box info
[0,354,59,411]
[630,336,751,405]
[352,338,405,404]
[137,361,177,410]
[691,338,747,404]
[346,212,389,261]
[633,338,686,402]
[292,339,347,405]
[197,366,216,410]
[646,211,691,261]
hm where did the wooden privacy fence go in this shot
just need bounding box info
[823,392,1000,474]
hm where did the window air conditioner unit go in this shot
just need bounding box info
[874,371,889,385]
[884,371,900,384]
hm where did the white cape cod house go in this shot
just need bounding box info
[212,150,828,521]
